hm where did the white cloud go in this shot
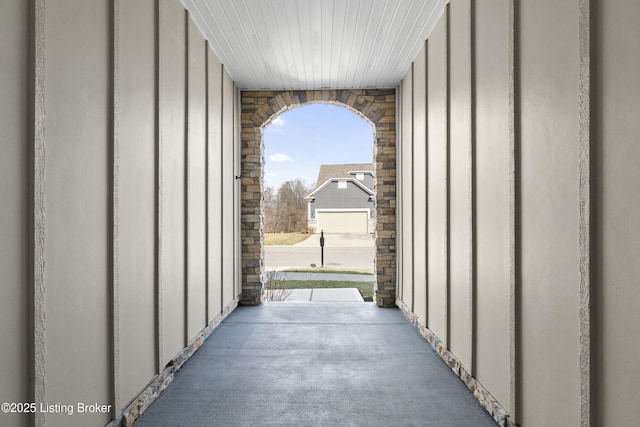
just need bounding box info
[267,172,278,177]
[271,116,285,127]
[269,153,293,163]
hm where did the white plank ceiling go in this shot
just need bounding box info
[182,0,447,90]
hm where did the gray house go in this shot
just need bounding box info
[305,164,375,233]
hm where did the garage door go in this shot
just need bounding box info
[317,211,368,233]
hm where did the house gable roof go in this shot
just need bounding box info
[315,163,374,188]
[306,177,374,200]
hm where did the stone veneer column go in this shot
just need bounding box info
[240,89,396,307]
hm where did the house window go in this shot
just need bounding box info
[356,173,364,180]
[338,181,347,189]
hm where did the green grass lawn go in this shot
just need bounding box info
[282,267,374,275]
[279,280,374,301]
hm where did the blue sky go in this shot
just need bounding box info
[263,104,374,190]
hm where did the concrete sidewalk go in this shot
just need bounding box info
[133,303,498,427]
[279,288,365,302]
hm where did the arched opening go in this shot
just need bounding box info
[263,104,375,233]
[240,89,396,307]
[262,104,376,301]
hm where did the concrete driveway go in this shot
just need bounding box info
[264,233,375,270]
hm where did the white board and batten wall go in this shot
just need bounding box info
[0,1,241,426]
[396,0,640,426]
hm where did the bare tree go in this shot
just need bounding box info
[263,179,312,233]
[263,185,278,233]
[278,179,312,232]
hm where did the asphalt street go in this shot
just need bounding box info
[264,233,375,270]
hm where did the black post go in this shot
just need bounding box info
[320,230,325,268]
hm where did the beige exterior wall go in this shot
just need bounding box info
[396,0,640,425]
[44,2,111,425]
[0,0,240,425]
[159,0,187,365]
[400,70,414,310]
[117,0,157,408]
[207,50,224,320]
[519,0,580,425]
[596,1,640,425]
[426,17,448,344]
[0,2,30,427]
[412,45,428,322]
[474,0,511,413]
[447,0,473,371]
[187,15,207,341]
[222,72,237,308]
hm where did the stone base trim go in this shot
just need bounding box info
[108,296,241,427]
[240,282,262,306]
[374,288,396,307]
[396,298,519,427]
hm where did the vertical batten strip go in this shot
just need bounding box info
[183,10,190,346]
[422,40,429,323]
[155,0,164,371]
[444,4,451,347]
[396,84,403,301]
[231,85,235,299]
[236,86,242,300]
[220,64,225,314]
[400,84,405,303]
[231,85,235,298]
[233,86,239,299]
[204,43,209,323]
[424,40,431,322]
[508,0,521,422]
[31,0,47,425]
[578,0,592,425]
[423,41,429,324]
[468,0,477,377]
[410,63,415,314]
[110,0,121,416]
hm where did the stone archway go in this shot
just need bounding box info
[240,89,396,307]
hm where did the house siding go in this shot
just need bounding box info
[350,172,375,189]
[309,180,375,219]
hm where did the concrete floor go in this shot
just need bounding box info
[133,303,498,427]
